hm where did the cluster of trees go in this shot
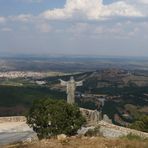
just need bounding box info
[0,85,66,116]
[27,99,86,139]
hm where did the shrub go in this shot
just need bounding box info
[27,99,86,139]
[129,115,148,132]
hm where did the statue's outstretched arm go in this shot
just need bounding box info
[59,79,68,86]
[76,81,83,86]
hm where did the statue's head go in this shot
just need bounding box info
[70,76,74,81]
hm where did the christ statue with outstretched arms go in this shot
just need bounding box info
[59,76,83,104]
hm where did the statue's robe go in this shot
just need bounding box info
[60,79,83,104]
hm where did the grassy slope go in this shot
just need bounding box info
[6,137,148,148]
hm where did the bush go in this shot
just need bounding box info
[129,115,148,132]
[27,99,86,139]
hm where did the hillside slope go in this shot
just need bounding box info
[6,136,148,148]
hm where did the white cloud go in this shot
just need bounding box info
[124,0,148,15]
[41,0,143,21]
[9,14,32,22]
[65,20,148,40]
[1,0,147,36]
[0,17,6,23]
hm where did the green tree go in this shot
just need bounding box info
[27,99,85,139]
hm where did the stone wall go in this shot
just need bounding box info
[0,116,26,123]
[99,121,148,139]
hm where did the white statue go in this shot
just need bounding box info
[59,76,83,104]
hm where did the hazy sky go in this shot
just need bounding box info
[0,0,148,57]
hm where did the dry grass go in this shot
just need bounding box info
[4,136,148,148]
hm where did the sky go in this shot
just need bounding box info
[0,0,148,57]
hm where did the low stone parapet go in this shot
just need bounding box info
[99,120,148,139]
[0,116,26,123]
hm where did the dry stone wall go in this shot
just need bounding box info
[99,121,148,139]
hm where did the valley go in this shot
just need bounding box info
[0,56,148,132]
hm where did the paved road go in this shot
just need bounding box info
[0,131,36,146]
